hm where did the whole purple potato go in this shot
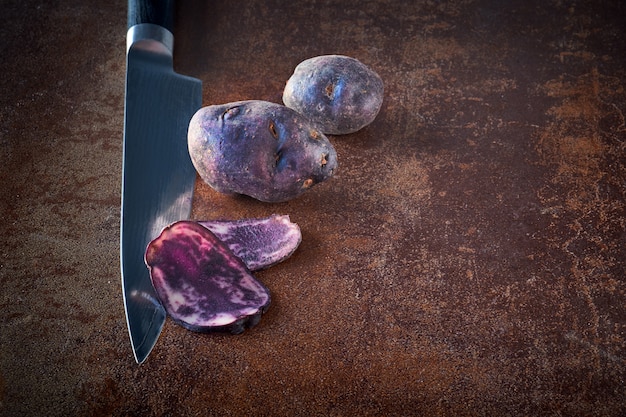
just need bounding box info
[188,100,337,203]
[282,55,384,135]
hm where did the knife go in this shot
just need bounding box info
[121,0,202,364]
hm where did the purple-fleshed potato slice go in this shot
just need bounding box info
[199,214,301,271]
[145,221,271,334]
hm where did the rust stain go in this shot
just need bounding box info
[534,66,626,371]
[536,67,624,190]
[375,155,432,206]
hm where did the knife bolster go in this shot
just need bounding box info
[126,23,174,57]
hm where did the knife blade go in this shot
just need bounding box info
[121,0,202,364]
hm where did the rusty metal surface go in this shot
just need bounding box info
[1,0,625,416]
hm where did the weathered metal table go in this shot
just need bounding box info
[1,1,624,415]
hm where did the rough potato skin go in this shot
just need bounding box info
[188,100,338,203]
[282,55,384,135]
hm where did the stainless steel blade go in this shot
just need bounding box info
[121,19,202,363]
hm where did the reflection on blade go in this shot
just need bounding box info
[131,289,164,310]
[121,31,201,363]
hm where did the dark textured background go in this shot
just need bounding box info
[1,1,625,416]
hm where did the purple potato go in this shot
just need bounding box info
[145,221,271,334]
[283,55,384,135]
[199,214,301,271]
[188,100,338,203]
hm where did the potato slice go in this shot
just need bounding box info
[199,214,301,271]
[145,221,271,334]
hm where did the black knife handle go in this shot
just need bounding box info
[128,0,174,32]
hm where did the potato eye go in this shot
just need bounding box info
[302,178,314,188]
[269,120,278,138]
[274,151,282,167]
[223,106,240,119]
[325,82,335,99]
